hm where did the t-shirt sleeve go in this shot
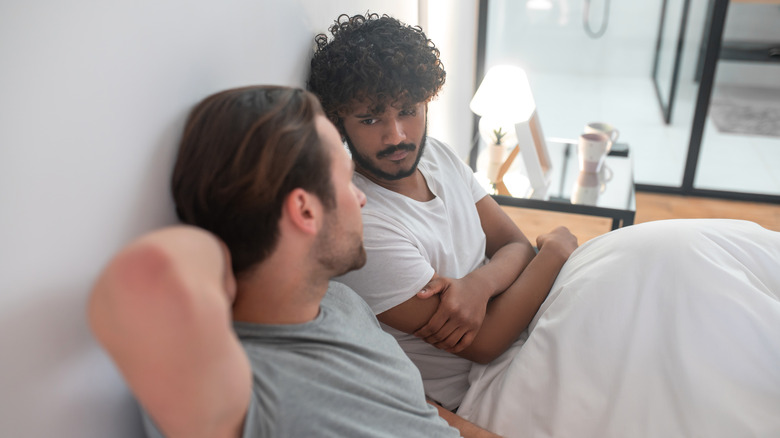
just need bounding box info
[466,160,489,203]
[436,139,488,204]
[335,213,435,315]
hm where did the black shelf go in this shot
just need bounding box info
[720,40,780,62]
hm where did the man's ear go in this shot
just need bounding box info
[283,188,322,236]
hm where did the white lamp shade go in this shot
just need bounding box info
[469,65,536,124]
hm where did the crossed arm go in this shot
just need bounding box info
[377,194,578,364]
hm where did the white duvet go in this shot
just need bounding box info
[457,219,780,437]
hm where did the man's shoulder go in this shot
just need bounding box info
[422,136,459,161]
[326,281,374,313]
[326,280,359,301]
[421,137,469,175]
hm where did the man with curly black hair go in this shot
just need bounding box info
[308,12,579,413]
[305,14,780,438]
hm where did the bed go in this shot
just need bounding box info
[457,219,780,437]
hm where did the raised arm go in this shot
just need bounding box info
[87,226,251,438]
[380,195,577,364]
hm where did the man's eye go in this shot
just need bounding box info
[360,119,377,125]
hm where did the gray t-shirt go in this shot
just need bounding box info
[141,282,460,437]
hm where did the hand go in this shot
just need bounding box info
[535,226,578,261]
[414,275,490,353]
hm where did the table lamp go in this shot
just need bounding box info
[470,65,551,198]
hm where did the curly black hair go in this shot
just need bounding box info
[307,12,446,126]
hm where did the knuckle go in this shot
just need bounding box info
[442,300,458,311]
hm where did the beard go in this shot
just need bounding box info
[344,127,428,182]
[314,213,367,277]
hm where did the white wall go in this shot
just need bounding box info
[0,1,418,437]
[424,0,481,159]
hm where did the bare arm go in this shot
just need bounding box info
[411,195,536,349]
[379,196,578,364]
[446,194,537,299]
[87,226,251,438]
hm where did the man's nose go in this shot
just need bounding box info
[382,117,406,145]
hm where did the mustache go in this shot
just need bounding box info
[376,143,416,159]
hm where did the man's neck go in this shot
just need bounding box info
[231,255,328,325]
[357,167,435,202]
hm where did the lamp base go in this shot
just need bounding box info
[494,144,520,195]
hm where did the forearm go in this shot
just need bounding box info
[408,240,535,351]
[458,244,567,364]
[469,194,536,300]
[464,239,536,300]
[428,400,502,438]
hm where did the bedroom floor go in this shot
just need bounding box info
[503,191,780,244]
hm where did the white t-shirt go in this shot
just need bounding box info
[336,137,489,410]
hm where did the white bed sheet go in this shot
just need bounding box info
[457,219,780,437]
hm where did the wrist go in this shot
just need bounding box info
[462,270,499,300]
[538,241,572,266]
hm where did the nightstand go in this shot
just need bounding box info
[484,139,636,230]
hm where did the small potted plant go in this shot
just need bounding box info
[487,127,508,183]
[492,127,507,146]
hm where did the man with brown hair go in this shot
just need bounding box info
[88,86,501,437]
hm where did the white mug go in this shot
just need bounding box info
[571,167,612,205]
[577,132,610,173]
[571,171,601,205]
[584,122,619,153]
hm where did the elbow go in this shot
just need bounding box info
[460,345,502,365]
[471,355,493,365]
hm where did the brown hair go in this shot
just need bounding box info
[171,86,335,276]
